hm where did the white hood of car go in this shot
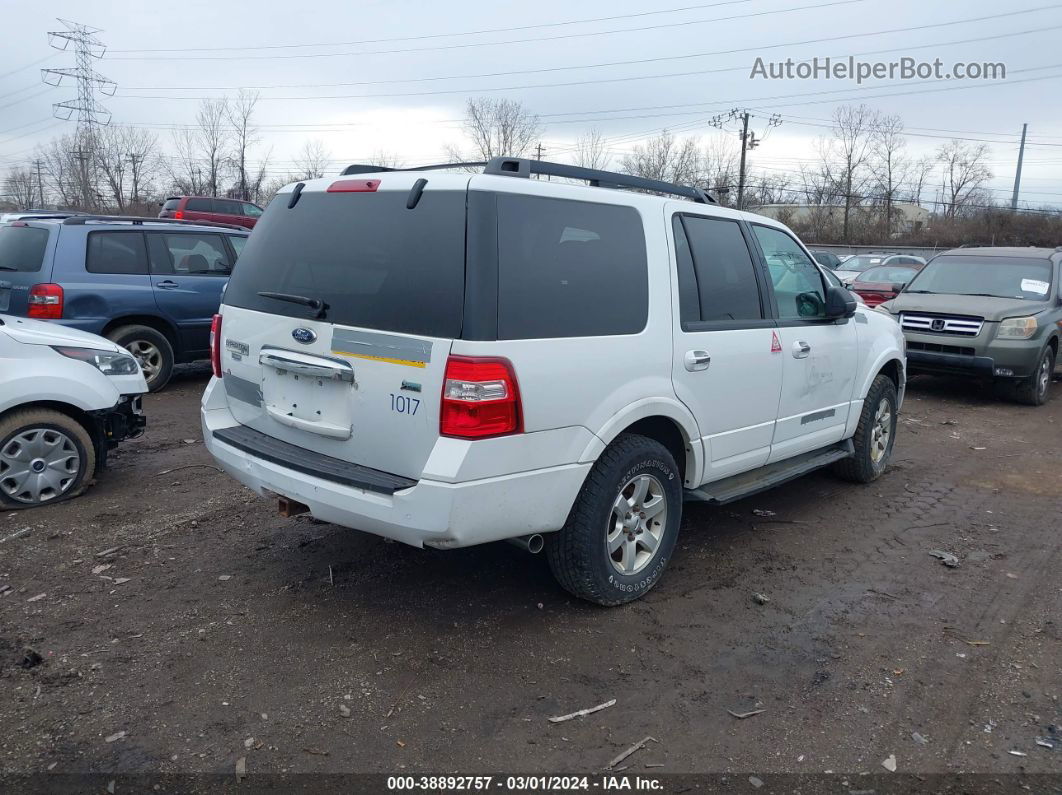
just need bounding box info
[0,315,123,352]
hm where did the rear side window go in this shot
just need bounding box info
[0,225,49,272]
[155,233,231,275]
[222,190,466,338]
[673,214,763,324]
[86,232,148,275]
[185,198,213,212]
[161,199,181,212]
[496,195,647,339]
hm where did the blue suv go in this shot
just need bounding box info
[0,215,248,390]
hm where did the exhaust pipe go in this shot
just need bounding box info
[505,534,545,554]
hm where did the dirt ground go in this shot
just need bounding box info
[1,365,1059,787]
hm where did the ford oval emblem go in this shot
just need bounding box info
[291,327,317,345]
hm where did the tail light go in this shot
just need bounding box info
[28,283,63,319]
[440,356,521,438]
[174,210,184,220]
[209,314,222,377]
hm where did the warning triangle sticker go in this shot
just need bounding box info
[771,331,782,353]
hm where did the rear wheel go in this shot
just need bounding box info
[1010,346,1054,406]
[833,374,897,484]
[546,433,682,606]
[107,324,174,392]
[0,409,96,509]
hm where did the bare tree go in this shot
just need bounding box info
[620,130,703,186]
[368,149,407,169]
[703,133,739,203]
[574,128,610,170]
[3,167,37,209]
[227,90,260,200]
[869,114,909,235]
[908,155,936,207]
[938,140,992,218]
[40,132,97,210]
[294,139,332,179]
[449,97,541,162]
[827,104,879,242]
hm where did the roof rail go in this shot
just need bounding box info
[339,158,715,203]
[484,157,716,204]
[62,215,246,231]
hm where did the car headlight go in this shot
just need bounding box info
[997,316,1038,339]
[52,346,141,376]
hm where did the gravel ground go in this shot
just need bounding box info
[1,366,1059,787]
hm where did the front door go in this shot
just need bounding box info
[749,224,858,462]
[666,207,784,483]
[147,231,233,358]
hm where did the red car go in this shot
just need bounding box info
[848,263,924,307]
[159,196,263,229]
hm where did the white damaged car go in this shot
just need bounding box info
[0,315,147,508]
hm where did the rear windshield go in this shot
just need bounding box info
[162,199,181,211]
[223,189,466,338]
[855,265,918,284]
[843,255,891,272]
[906,255,1054,300]
[0,225,49,272]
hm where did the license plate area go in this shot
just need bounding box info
[259,350,355,440]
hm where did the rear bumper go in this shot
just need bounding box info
[201,383,591,549]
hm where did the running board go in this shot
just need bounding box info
[685,440,854,505]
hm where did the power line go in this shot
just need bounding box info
[117,15,1062,93]
[106,0,871,61]
[110,0,757,53]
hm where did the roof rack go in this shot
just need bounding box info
[340,157,716,203]
[61,215,246,231]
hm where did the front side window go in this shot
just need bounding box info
[157,233,231,275]
[496,194,648,339]
[242,203,263,217]
[673,214,762,324]
[752,225,826,320]
[86,232,148,275]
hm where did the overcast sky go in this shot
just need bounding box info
[3,0,1062,207]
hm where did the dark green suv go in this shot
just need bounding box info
[881,247,1061,406]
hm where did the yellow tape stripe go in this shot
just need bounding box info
[331,351,427,368]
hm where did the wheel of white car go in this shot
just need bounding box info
[546,433,682,606]
[0,409,96,509]
[833,374,898,484]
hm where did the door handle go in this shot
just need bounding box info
[684,350,711,371]
[792,340,811,359]
[156,280,179,289]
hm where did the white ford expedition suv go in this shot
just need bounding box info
[202,158,905,605]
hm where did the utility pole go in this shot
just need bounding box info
[710,109,782,209]
[34,159,45,208]
[127,152,143,206]
[534,142,545,180]
[1011,122,1028,211]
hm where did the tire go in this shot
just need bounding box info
[546,433,682,606]
[106,325,174,392]
[1010,346,1054,407]
[0,409,96,509]
[833,374,898,484]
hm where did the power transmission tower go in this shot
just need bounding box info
[41,19,115,131]
[1011,122,1028,211]
[710,110,782,209]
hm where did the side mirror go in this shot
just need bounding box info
[825,285,857,319]
[891,283,906,294]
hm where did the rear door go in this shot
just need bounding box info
[216,177,468,480]
[0,223,54,316]
[749,223,858,462]
[147,231,233,358]
[666,206,784,481]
